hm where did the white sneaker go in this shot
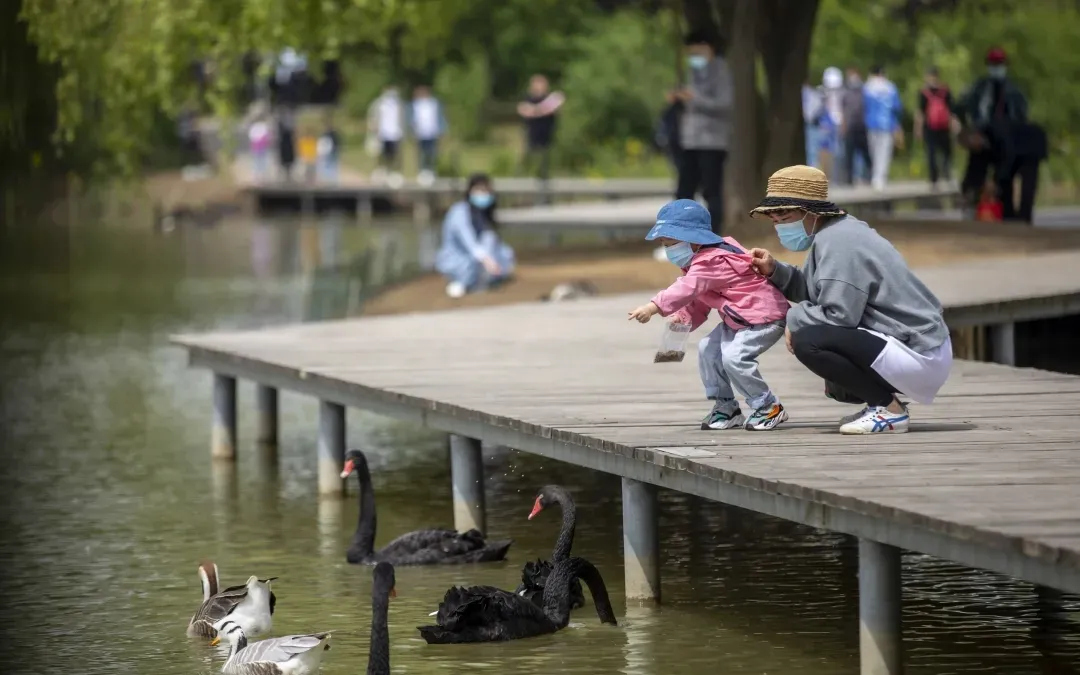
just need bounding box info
[838,405,909,435]
[417,170,435,186]
[387,172,405,189]
[446,281,466,298]
[700,401,745,430]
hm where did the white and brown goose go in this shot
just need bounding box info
[211,619,332,675]
[187,560,278,639]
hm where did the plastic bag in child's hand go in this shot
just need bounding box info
[654,321,691,363]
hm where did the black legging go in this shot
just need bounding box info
[790,324,898,408]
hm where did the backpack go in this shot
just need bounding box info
[924,87,951,131]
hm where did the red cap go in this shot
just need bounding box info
[986,47,1007,65]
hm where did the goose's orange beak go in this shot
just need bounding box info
[209,637,221,647]
[528,496,543,520]
[340,459,355,479]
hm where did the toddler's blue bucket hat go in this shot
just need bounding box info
[645,199,724,245]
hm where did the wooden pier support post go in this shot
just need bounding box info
[859,538,903,675]
[317,401,346,498]
[449,435,486,534]
[255,384,279,447]
[990,322,1016,366]
[621,478,661,602]
[211,373,237,460]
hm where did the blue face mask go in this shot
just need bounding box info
[988,65,1007,80]
[687,55,709,70]
[665,242,696,268]
[469,192,494,209]
[775,218,814,252]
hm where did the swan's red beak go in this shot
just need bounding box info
[528,496,544,520]
[340,459,355,479]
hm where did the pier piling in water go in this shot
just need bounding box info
[450,434,486,534]
[318,401,346,497]
[211,373,237,460]
[255,384,279,448]
[622,478,661,603]
[859,539,903,675]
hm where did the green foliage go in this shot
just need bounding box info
[554,10,677,169]
[434,51,492,143]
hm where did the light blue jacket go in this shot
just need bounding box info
[862,76,902,132]
[435,202,515,285]
[407,98,448,140]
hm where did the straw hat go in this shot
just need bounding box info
[749,165,847,218]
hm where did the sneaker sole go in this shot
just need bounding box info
[839,423,909,435]
[746,408,789,431]
[701,414,746,431]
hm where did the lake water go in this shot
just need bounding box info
[0,215,1077,674]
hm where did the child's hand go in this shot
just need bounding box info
[628,302,660,323]
[785,326,794,354]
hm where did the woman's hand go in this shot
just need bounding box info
[482,256,502,276]
[785,326,794,354]
[628,302,660,323]
[749,248,776,277]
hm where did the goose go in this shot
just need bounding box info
[513,486,585,610]
[211,620,330,675]
[340,449,513,565]
[187,561,277,639]
[417,556,617,644]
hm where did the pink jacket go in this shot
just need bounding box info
[650,236,790,331]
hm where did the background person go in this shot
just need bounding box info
[862,64,903,190]
[840,66,870,185]
[913,67,957,188]
[409,84,447,185]
[517,74,565,183]
[670,30,733,235]
[747,165,952,436]
[435,174,516,298]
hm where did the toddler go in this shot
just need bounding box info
[975,180,1003,222]
[629,200,791,431]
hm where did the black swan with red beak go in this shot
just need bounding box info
[513,485,585,610]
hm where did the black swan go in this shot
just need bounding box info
[340,449,513,565]
[366,562,396,675]
[416,556,618,644]
[513,486,585,610]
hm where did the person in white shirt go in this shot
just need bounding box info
[367,86,405,184]
[409,85,447,186]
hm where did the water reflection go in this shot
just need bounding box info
[0,215,1077,674]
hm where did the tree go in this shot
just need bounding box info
[680,0,820,228]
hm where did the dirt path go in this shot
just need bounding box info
[363,219,1080,317]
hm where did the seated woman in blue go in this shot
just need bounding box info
[435,173,516,298]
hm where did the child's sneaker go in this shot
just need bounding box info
[745,402,788,431]
[701,402,745,430]
[838,405,909,435]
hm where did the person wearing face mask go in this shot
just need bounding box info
[628,200,792,432]
[434,174,516,298]
[747,165,952,435]
[958,47,1029,213]
[667,31,733,235]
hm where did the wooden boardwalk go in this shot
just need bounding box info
[174,250,1080,674]
[498,180,959,232]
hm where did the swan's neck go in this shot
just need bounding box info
[353,468,377,557]
[551,499,577,562]
[366,596,391,675]
[541,559,577,628]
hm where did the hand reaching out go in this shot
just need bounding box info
[748,248,776,277]
[628,302,660,323]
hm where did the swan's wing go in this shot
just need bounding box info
[190,584,248,626]
[436,585,546,630]
[380,528,484,557]
[228,633,329,666]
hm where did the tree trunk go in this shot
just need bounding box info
[757,0,819,178]
[723,0,760,230]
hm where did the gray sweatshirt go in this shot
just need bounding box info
[680,57,734,150]
[769,214,949,354]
